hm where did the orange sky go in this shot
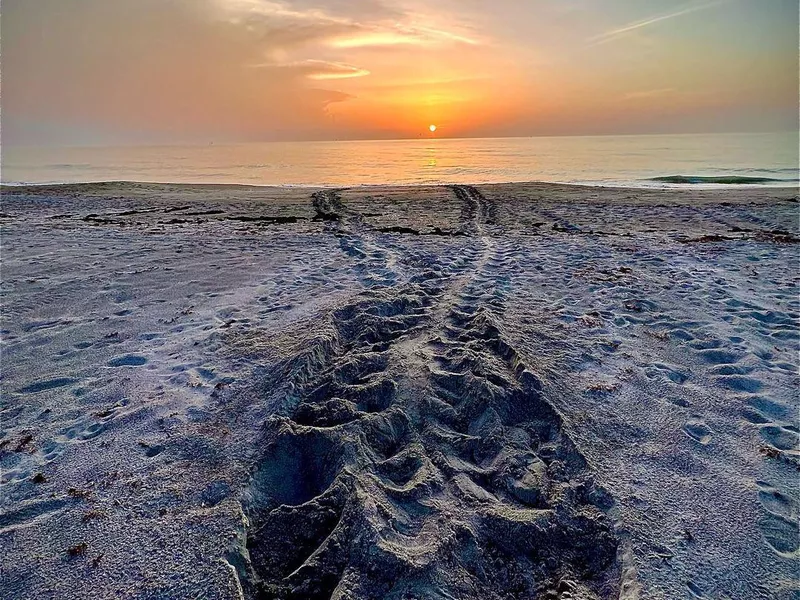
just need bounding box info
[3,0,798,144]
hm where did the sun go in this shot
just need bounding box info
[429,124,437,132]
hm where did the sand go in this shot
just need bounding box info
[0,181,797,599]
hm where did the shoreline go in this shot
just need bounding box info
[2,178,799,194]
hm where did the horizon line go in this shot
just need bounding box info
[5,129,797,150]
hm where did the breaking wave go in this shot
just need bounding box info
[647,175,798,185]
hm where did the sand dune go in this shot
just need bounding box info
[1,182,797,599]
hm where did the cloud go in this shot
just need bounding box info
[304,61,371,80]
[413,25,480,46]
[330,25,479,48]
[219,0,351,27]
[257,59,371,79]
[305,87,355,106]
[588,1,727,45]
[219,0,394,22]
[329,32,424,48]
[217,0,481,49]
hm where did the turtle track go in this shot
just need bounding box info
[312,190,346,223]
[313,189,403,288]
[240,186,621,599]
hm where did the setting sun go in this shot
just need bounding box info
[429,124,437,132]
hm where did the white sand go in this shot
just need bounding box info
[1,182,797,599]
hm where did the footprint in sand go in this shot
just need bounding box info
[683,418,713,445]
[107,354,148,367]
[645,362,689,384]
[716,374,763,393]
[741,406,771,424]
[688,338,723,351]
[0,497,75,534]
[759,425,799,453]
[63,420,108,442]
[17,378,78,394]
[11,407,122,478]
[37,439,67,463]
[739,396,798,462]
[744,395,791,422]
[692,338,768,396]
[757,482,799,556]
[709,364,752,376]
[686,580,707,598]
[696,348,743,365]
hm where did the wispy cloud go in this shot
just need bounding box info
[329,32,421,48]
[255,59,370,79]
[588,1,727,45]
[330,26,479,48]
[218,0,480,49]
[304,60,371,80]
[411,25,481,46]
[221,0,349,24]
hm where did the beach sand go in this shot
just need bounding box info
[1,182,798,599]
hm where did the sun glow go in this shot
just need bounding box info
[429,124,437,132]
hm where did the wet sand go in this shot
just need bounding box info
[1,182,798,599]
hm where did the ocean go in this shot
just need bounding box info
[2,132,797,188]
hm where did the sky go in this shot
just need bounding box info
[3,0,798,145]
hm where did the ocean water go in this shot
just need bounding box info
[2,132,797,188]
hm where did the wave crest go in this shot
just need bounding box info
[647,175,797,185]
